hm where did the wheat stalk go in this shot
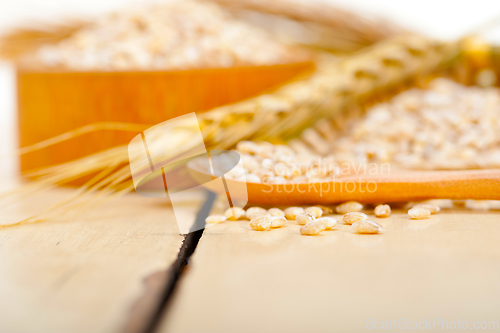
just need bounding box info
[0,35,461,227]
[209,0,404,52]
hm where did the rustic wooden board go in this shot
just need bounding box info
[0,188,206,333]
[160,204,500,332]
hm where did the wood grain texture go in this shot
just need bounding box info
[160,203,500,333]
[0,189,205,333]
[17,62,314,172]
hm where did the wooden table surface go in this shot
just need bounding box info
[161,203,500,333]
[0,188,205,333]
[1,187,500,333]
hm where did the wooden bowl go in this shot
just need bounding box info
[17,61,314,173]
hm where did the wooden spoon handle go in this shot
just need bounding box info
[242,169,500,205]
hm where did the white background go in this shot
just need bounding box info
[2,0,500,39]
[1,0,500,183]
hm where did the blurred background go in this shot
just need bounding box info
[0,0,497,188]
[0,0,500,186]
[2,0,500,188]
[2,0,500,38]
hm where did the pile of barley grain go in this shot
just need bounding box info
[328,78,500,169]
[206,202,441,235]
[231,78,500,185]
[35,0,305,71]
[228,141,340,184]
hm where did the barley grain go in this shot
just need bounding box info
[244,173,262,183]
[336,201,363,214]
[284,207,304,220]
[245,207,268,220]
[300,221,326,235]
[305,206,323,218]
[270,216,287,228]
[408,207,431,219]
[249,215,272,231]
[352,220,383,234]
[241,156,260,173]
[296,213,315,225]
[268,208,285,217]
[224,206,245,220]
[237,141,260,155]
[342,212,368,225]
[413,203,440,214]
[374,204,391,217]
[315,217,337,230]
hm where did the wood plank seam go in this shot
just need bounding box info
[121,191,216,333]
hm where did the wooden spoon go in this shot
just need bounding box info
[189,165,500,205]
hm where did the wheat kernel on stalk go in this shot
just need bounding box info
[268,208,285,217]
[270,216,287,228]
[408,207,431,219]
[245,207,268,220]
[336,201,363,214]
[374,204,391,218]
[224,207,246,220]
[413,203,441,214]
[300,221,326,236]
[296,213,315,225]
[205,215,226,224]
[352,220,383,234]
[284,207,305,220]
[342,212,368,225]
[315,217,337,230]
[305,206,323,218]
[250,215,272,231]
